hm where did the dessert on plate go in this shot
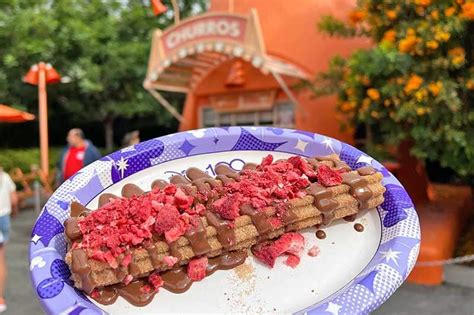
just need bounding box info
[63,154,385,306]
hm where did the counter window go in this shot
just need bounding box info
[200,102,294,128]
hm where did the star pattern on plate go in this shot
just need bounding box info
[381,184,412,227]
[325,302,342,315]
[294,138,309,152]
[115,157,129,179]
[31,208,64,247]
[380,248,402,266]
[322,137,335,153]
[179,139,196,156]
[31,234,42,244]
[378,236,419,276]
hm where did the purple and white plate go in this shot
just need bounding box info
[29,127,420,314]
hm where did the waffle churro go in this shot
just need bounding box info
[64,154,385,306]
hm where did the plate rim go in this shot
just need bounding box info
[29,126,420,315]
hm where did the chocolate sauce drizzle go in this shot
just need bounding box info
[341,172,373,210]
[315,230,326,239]
[92,251,248,306]
[205,211,236,248]
[305,163,377,225]
[98,193,119,207]
[240,204,273,235]
[70,248,97,294]
[307,183,338,225]
[354,223,365,232]
[185,218,212,256]
[307,155,352,172]
[121,183,144,198]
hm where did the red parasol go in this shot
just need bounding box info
[0,104,35,123]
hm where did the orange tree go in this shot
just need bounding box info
[313,0,474,182]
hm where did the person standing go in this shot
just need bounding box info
[121,130,140,147]
[57,128,102,183]
[0,167,18,313]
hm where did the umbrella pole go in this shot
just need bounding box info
[38,62,49,178]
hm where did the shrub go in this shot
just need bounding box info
[312,0,474,182]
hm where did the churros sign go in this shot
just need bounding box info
[161,15,248,54]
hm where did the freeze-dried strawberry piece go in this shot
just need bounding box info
[194,203,206,215]
[268,217,282,229]
[250,197,267,209]
[163,184,177,195]
[123,275,133,285]
[277,232,305,256]
[131,235,144,246]
[104,251,118,269]
[251,241,280,267]
[260,154,274,167]
[212,194,241,220]
[90,289,100,299]
[252,232,305,268]
[141,284,152,294]
[273,187,288,199]
[174,188,193,210]
[187,257,208,281]
[288,156,317,179]
[307,245,320,257]
[164,216,189,243]
[90,250,106,262]
[153,204,180,234]
[317,164,343,187]
[284,254,300,268]
[163,256,178,267]
[270,161,292,173]
[294,178,311,189]
[286,170,300,182]
[185,203,205,215]
[121,253,132,267]
[148,272,164,291]
[141,216,156,229]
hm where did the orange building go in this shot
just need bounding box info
[144,0,370,144]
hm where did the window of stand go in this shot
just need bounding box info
[200,102,295,128]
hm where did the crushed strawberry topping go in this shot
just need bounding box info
[187,257,208,281]
[212,194,241,220]
[284,254,301,268]
[148,272,164,291]
[77,183,200,266]
[76,154,349,271]
[212,155,317,220]
[307,245,320,257]
[251,232,305,268]
[316,164,343,187]
[163,256,178,267]
[90,289,100,299]
[123,274,133,285]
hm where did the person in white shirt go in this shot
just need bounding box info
[0,167,17,313]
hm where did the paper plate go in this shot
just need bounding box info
[29,127,420,314]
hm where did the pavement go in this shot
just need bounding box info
[3,208,474,315]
